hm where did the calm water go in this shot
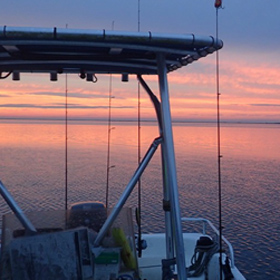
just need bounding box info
[0,120,279,279]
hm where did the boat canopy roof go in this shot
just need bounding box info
[0,26,222,75]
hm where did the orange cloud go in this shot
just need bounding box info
[0,58,279,122]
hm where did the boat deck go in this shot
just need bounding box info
[139,232,246,280]
[139,233,205,279]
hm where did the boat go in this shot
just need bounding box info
[0,26,246,279]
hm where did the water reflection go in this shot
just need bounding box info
[0,120,279,279]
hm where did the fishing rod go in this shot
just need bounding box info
[136,0,143,258]
[65,23,68,211]
[105,72,114,209]
[105,21,115,209]
[214,1,223,279]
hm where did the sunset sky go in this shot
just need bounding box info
[0,0,279,122]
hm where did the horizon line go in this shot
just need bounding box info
[0,116,279,125]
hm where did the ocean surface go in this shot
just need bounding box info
[0,120,279,279]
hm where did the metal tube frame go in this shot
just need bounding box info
[94,136,162,247]
[157,53,187,280]
[137,74,174,260]
[0,181,37,234]
[137,75,162,132]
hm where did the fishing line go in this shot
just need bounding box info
[214,1,223,279]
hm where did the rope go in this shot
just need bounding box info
[0,71,12,79]
[187,237,219,278]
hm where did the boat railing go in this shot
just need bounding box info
[181,217,235,268]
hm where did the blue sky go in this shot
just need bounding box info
[2,0,279,51]
[0,0,279,122]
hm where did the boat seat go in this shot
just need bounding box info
[67,202,107,232]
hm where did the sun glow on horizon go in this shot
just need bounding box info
[0,56,279,122]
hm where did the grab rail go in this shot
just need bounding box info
[0,181,37,235]
[181,217,235,268]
